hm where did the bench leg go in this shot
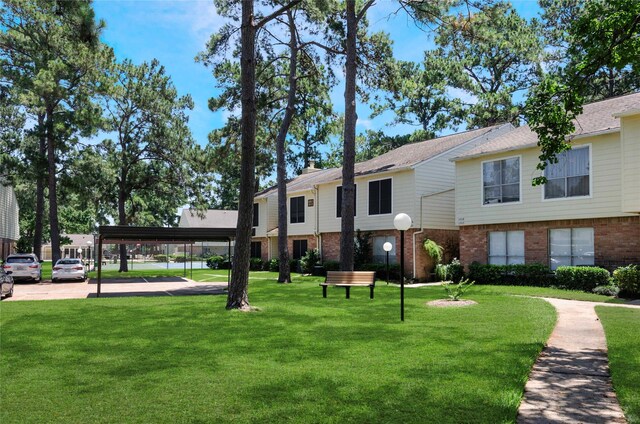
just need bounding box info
[323,286,327,298]
[345,286,350,299]
[370,286,374,299]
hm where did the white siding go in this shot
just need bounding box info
[455,133,635,225]
[318,170,416,233]
[0,184,19,241]
[263,190,317,236]
[253,198,269,237]
[621,115,640,212]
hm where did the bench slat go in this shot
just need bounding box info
[321,271,376,299]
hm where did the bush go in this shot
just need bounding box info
[356,262,401,281]
[435,258,465,282]
[172,254,188,263]
[323,260,340,272]
[268,258,279,272]
[300,249,320,274]
[468,263,553,286]
[206,255,225,270]
[154,254,168,262]
[249,257,263,271]
[442,278,475,301]
[423,239,443,264]
[593,284,620,297]
[555,266,610,291]
[613,265,640,297]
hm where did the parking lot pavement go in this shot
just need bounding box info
[4,278,228,301]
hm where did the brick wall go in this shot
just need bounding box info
[252,237,269,262]
[459,216,640,270]
[321,228,459,280]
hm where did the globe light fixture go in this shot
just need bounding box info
[393,213,412,321]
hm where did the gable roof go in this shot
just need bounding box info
[256,124,506,198]
[452,92,640,161]
[179,209,238,228]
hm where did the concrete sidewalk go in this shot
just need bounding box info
[4,278,228,301]
[518,298,639,423]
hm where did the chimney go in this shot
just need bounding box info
[301,160,321,174]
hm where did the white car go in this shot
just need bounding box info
[3,254,42,282]
[52,258,87,282]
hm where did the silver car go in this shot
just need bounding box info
[0,268,14,299]
[3,254,42,282]
[52,258,86,282]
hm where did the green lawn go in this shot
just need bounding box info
[1,277,556,423]
[470,284,627,303]
[596,306,640,424]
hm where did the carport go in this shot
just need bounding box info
[97,226,236,297]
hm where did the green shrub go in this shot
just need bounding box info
[268,258,279,272]
[154,254,168,262]
[300,249,320,275]
[290,259,300,274]
[172,254,188,263]
[435,258,465,282]
[354,230,372,268]
[323,260,340,272]
[593,284,620,297]
[612,265,640,297]
[356,262,401,281]
[249,257,263,271]
[206,255,225,270]
[555,266,610,291]
[468,263,553,286]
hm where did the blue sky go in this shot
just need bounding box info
[93,0,542,147]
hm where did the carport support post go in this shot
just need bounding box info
[190,243,193,280]
[97,236,103,297]
[183,243,186,277]
[227,239,231,291]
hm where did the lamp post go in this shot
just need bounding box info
[383,242,392,285]
[77,248,82,260]
[86,240,92,273]
[394,213,412,322]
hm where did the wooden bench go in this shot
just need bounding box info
[320,271,376,299]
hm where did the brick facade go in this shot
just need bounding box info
[1,237,16,261]
[321,228,459,281]
[460,216,640,270]
[252,237,269,262]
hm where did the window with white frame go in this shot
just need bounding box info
[369,178,392,215]
[290,196,305,224]
[488,231,524,265]
[549,228,594,270]
[372,236,396,264]
[253,203,259,227]
[544,146,590,199]
[483,157,520,204]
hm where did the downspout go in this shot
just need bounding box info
[314,185,321,260]
[413,188,455,279]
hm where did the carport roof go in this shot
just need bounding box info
[98,226,236,244]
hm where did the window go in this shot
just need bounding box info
[483,157,520,204]
[372,236,396,264]
[488,231,524,265]
[544,146,590,199]
[368,178,392,215]
[549,228,594,270]
[336,185,357,218]
[292,240,308,260]
[250,241,261,259]
[253,203,259,227]
[290,196,305,223]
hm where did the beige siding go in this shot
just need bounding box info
[253,198,269,237]
[621,115,640,212]
[455,133,635,225]
[263,190,317,236]
[0,184,19,241]
[318,170,416,233]
[421,189,456,230]
[266,195,278,232]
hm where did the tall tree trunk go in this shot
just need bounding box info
[277,10,299,284]
[33,113,46,259]
[340,0,358,271]
[45,104,61,264]
[227,0,257,310]
[118,168,128,272]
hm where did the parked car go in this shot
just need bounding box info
[3,254,42,282]
[52,258,86,282]
[0,268,14,299]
